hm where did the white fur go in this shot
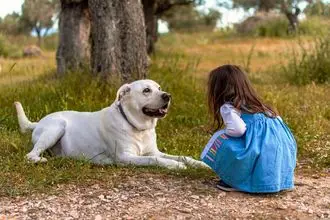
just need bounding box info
[15,79,208,169]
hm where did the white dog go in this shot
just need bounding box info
[15,79,207,169]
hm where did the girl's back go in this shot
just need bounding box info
[203,64,297,193]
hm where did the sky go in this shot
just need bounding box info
[0,0,24,18]
[0,0,318,33]
[0,0,250,30]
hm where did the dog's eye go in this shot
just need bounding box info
[143,88,151,93]
[158,87,161,91]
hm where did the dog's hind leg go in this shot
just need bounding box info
[27,124,65,163]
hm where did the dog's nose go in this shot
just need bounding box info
[161,93,171,102]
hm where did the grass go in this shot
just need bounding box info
[157,32,301,75]
[283,37,330,85]
[0,32,329,197]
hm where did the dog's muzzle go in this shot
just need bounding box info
[142,93,171,118]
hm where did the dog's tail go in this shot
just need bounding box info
[14,102,38,133]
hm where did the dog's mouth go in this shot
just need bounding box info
[142,103,169,118]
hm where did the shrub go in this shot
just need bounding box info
[256,17,289,37]
[0,34,10,57]
[0,34,22,58]
[299,16,330,36]
[237,14,329,37]
[236,13,290,37]
[283,37,330,85]
[255,17,327,37]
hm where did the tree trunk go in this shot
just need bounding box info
[281,2,301,34]
[142,0,158,54]
[286,14,299,33]
[258,0,276,12]
[56,0,91,75]
[89,0,148,81]
[284,7,300,34]
[35,27,42,47]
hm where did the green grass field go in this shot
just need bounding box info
[0,33,329,197]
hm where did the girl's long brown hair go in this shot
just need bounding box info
[208,65,277,131]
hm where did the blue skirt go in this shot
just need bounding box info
[201,113,297,193]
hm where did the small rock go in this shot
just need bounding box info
[190,195,199,199]
[307,209,314,214]
[92,184,100,189]
[217,192,226,198]
[122,215,134,220]
[70,210,79,219]
[121,195,128,200]
[79,199,85,204]
[277,204,288,210]
[95,214,102,220]
[176,207,192,213]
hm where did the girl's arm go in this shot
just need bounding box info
[220,104,246,137]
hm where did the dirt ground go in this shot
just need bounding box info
[0,172,329,220]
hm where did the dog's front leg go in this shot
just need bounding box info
[116,154,187,169]
[155,152,209,169]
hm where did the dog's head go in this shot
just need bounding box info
[116,80,171,129]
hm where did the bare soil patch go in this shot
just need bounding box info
[1,172,329,219]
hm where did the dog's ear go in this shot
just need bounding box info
[116,84,131,101]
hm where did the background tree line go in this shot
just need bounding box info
[0,0,58,46]
[1,0,330,81]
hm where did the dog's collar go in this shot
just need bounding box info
[117,103,139,130]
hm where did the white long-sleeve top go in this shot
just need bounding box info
[220,103,246,137]
[201,104,247,159]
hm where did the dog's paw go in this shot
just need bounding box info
[180,157,210,169]
[39,157,48,163]
[167,161,187,170]
[26,153,48,163]
[190,160,210,169]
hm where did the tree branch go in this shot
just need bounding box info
[155,0,195,16]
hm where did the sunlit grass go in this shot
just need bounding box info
[0,51,55,85]
[157,33,315,83]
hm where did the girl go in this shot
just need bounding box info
[201,65,297,193]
